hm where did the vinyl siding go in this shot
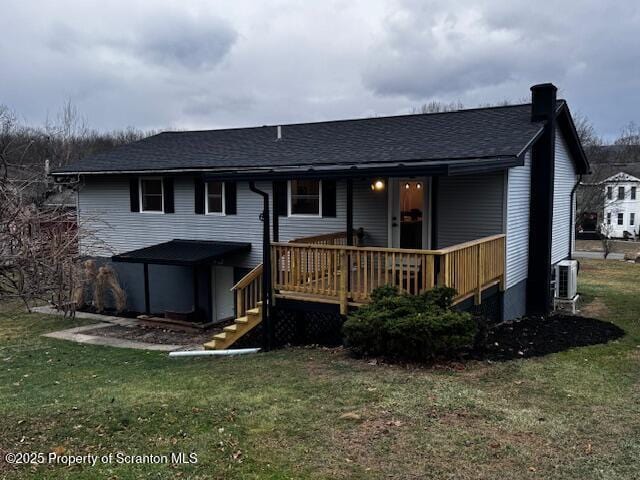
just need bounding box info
[436,173,504,248]
[505,152,531,288]
[353,180,388,246]
[78,177,386,268]
[551,130,578,264]
[602,180,640,238]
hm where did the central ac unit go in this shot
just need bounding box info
[554,260,578,300]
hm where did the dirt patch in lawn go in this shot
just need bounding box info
[580,297,610,319]
[81,324,222,345]
[476,314,624,361]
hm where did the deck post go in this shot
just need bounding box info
[339,248,348,315]
[143,262,150,315]
[474,244,482,305]
[193,266,200,318]
[437,254,449,287]
[236,288,245,317]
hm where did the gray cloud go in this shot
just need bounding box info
[0,0,638,140]
[46,13,236,70]
[128,15,237,70]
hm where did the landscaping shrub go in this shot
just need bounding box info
[342,286,477,361]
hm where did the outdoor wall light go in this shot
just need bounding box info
[371,179,385,191]
[416,182,422,189]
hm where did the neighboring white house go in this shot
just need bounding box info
[602,172,640,238]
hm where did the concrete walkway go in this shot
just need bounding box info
[573,251,626,260]
[33,306,199,352]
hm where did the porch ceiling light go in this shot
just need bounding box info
[371,179,385,191]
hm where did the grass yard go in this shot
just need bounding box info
[1,258,639,479]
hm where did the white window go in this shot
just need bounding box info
[607,186,613,200]
[206,181,225,215]
[140,178,164,213]
[631,213,636,226]
[288,180,321,216]
[606,212,611,225]
[632,187,637,200]
[618,186,625,200]
[618,213,624,225]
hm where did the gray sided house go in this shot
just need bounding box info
[52,83,589,349]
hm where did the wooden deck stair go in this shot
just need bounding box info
[203,303,262,350]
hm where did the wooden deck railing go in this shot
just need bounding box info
[437,235,505,304]
[289,230,360,246]
[231,263,263,318]
[271,234,505,314]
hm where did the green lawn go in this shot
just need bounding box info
[1,259,639,479]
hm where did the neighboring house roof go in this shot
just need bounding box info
[52,100,589,177]
[601,172,640,184]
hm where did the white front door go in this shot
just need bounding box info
[388,178,431,249]
[211,266,235,322]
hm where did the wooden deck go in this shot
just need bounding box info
[206,232,505,349]
[271,233,505,314]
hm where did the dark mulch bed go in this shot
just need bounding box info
[475,314,625,361]
[82,324,222,345]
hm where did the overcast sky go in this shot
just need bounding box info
[1,0,638,140]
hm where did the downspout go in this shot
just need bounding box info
[569,174,583,259]
[248,181,273,351]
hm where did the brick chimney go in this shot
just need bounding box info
[526,83,557,316]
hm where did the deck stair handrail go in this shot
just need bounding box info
[231,263,263,318]
[271,234,505,314]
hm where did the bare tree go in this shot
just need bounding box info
[572,112,601,153]
[615,122,640,147]
[411,100,464,114]
[599,222,615,259]
[0,101,125,315]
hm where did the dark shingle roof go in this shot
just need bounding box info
[54,102,568,175]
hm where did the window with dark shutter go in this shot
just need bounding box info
[194,178,205,214]
[273,181,288,216]
[205,181,224,214]
[140,178,164,213]
[322,180,337,217]
[129,178,140,212]
[289,180,321,216]
[163,178,174,213]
